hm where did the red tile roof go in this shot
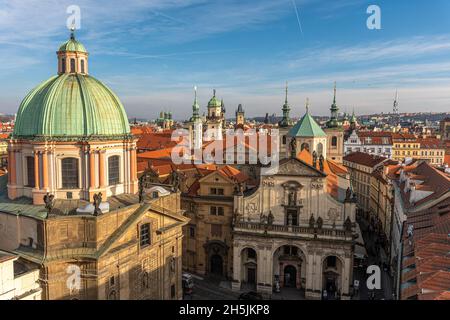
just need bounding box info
[343,152,388,167]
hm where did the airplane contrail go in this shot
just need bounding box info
[291,0,304,36]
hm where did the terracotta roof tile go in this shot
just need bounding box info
[343,152,388,167]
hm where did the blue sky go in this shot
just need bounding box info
[1,0,450,120]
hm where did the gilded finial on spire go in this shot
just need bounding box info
[194,85,198,101]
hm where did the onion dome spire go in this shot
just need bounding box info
[279,81,292,128]
[191,86,200,122]
[326,81,342,128]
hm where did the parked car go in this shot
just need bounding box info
[182,273,194,295]
[238,291,263,300]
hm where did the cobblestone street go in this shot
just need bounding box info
[354,215,395,300]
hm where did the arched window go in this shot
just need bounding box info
[282,135,287,145]
[70,58,76,73]
[108,156,120,185]
[301,143,310,152]
[61,158,79,189]
[80,59,85,74]
[61,58,66,73]
[331,136,338,147]
[317,143,324,156]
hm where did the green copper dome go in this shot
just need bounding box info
[288,112,326,138]
[58,38,87,53]
[13,74,130,140]
[208,90,221,108]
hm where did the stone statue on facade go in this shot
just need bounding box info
[93,192,103,216]
[309,214,315,229]
[288,214,293,226]
[267,211,274,226]
[312,151,318,168]
[290,138,297,158]
[316,216,323,229]
[43,193,54,217]
[319,154,324,172]
[170,170,182,192]
[344,216,353,232]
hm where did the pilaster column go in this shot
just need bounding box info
[98,150,106,188]
[34,151,40,190]
[42,151,49,189]
[89,150,96,188]
[231,245,242,292]
[8,150,16,184]
[130,147,137,182]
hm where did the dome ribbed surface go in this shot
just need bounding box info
[13,74,130,139]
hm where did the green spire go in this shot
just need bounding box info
[326,81,342,128]
[350,108,357,124]
[279,81,292,128]
[190,86,200,122]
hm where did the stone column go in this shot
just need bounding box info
[130,145,138,193]
[34,151,40,190]
[98,150,106,188]
[231,245,241,292]
[42,151,49,189]
[8,150,16,184]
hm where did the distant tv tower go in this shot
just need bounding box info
[393,91,399,115]
[393,91,399,126]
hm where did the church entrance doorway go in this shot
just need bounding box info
[284,265,297,287]
[210,254,223,276]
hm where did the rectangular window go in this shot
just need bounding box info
[26,156,35,187]
[210,206,224,216]
[108,156,120,185]
[217,188,224,195]
[210,188,217,195]
[171,284,176,299]
[140,223,151,248]
[61,158,79,189]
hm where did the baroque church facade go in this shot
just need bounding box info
[231,108,357,300]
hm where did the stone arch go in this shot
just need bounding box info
[320,254,345,299]
[272,244,307,290]
[240,247,257,287]
[301,143,310,152]
[204,240,229,277]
